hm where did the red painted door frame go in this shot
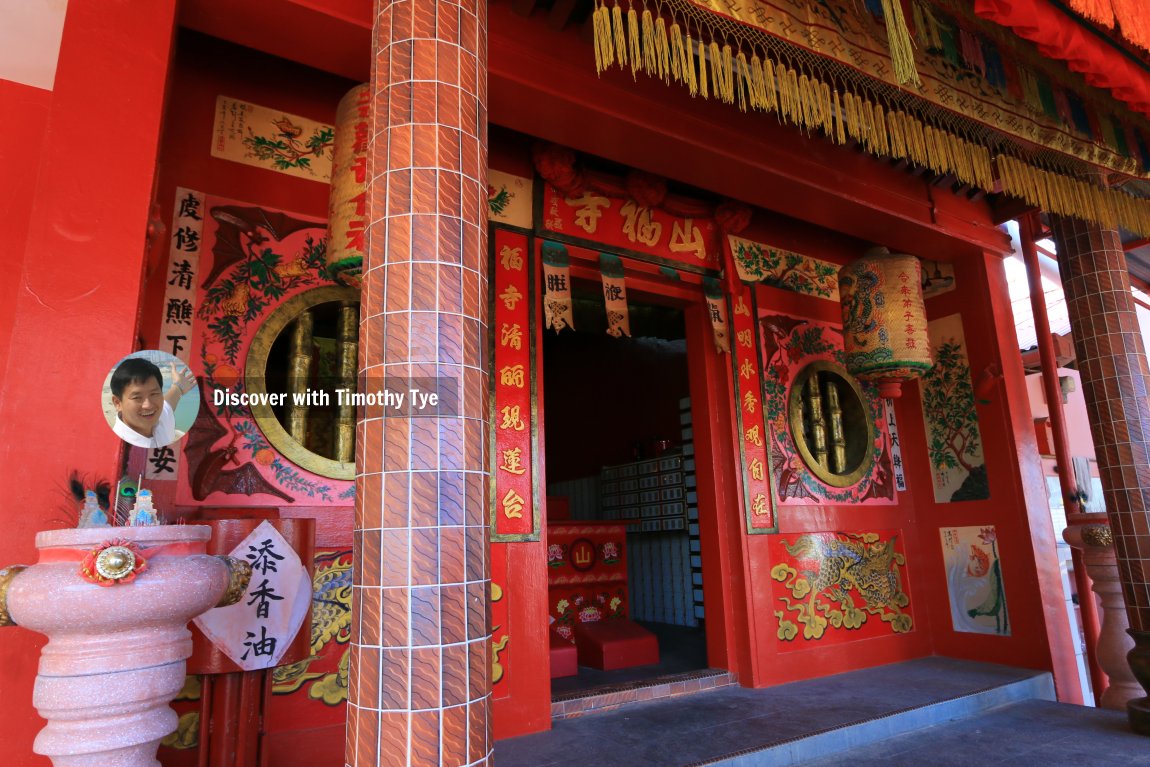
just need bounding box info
[530,243,747,687]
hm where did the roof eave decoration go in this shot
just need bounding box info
[591,0,1150,236]
[1057,0,1150,56]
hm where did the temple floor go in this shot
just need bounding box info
[550,621,709,698]
[496,657,1145,766]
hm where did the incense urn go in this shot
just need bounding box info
[0,525,250,767]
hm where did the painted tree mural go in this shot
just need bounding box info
[921,314,988,502]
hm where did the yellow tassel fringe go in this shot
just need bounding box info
[591,1,1150,237]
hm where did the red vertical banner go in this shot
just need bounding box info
[730,283,776,533]
[489,228,539,541]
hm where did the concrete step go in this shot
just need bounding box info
[801,698,1141,767]
[552,668,738,720]
[496,658,1056,767]
[697,668,1053,766]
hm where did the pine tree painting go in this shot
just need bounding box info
[921,314,989,502]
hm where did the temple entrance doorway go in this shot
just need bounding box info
[541,277,710,697]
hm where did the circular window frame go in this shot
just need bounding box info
[244,285,360,480]
[786,360,876,488]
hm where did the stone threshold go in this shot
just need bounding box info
[551,668,737,719]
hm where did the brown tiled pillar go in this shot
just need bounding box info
[348,0,491,764]
[1050,216,1150,732]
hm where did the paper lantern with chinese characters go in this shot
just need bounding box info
[325,83,370,284]
[838,248,932,397]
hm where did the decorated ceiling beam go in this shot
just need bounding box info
[590,0,1150,236]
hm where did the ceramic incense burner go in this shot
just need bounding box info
[0,525,250,767]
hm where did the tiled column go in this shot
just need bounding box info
[348,0,491,764]
[1050,216,1150,733]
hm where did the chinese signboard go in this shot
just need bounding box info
[490,228,539,541]
[194,521,312,670]
[731,285,775,533]
[540,184,720,270]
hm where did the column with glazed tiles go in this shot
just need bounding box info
[1050,216,1150,734]
[349,0,491,764]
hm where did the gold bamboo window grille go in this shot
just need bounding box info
[786,361,875,488]
[245,286,360,480]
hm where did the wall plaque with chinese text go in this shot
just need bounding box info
[211,96,334,182]
[731,284,775,533]
[490,228,539,541]
[194,521,311,670]
[541,184,720,271]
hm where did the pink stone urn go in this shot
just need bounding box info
[0,525,250,766]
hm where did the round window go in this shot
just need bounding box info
[245,286,360,479]
[786,361,875,488]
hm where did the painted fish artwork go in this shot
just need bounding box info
[940,526,1010,635]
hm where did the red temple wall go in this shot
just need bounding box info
[0,5,1082,762]
[0,2,180,764]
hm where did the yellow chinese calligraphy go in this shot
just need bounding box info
[736,329,753,348]
[499,285,523,310]
[751,493,769,516]
[499,364,525,388]
[743,391,758,414]
[501,488,525,519]
[734,296,751,317]
[566,192,610,234]
[499,405,526,431]
[620,201,662,246]
[739,359,755,379]
[500,246,524,271]
[500,323,523,350]
[749,458,765,481]
[669,218,707,260]
[745,425,763,447]
[499,447,526,475]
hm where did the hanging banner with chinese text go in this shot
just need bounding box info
[147,188,206,481]
[704,278,731,354]
[490,228,539,541]
[194,521,312,670]
[885,400,907,492]
[599,253,631,338]
[541,184,720,271]
[541,241,575,333]
[731,285,775,533]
